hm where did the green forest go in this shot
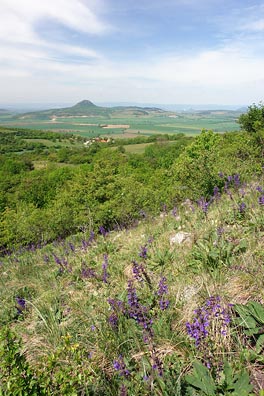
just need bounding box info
[0,103,264,395]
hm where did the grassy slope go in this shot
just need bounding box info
[1,175,263,394]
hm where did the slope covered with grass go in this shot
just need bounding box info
[1,173,264,395]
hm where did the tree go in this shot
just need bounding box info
[238,102,264,133]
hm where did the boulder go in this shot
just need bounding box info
[170,232,192,245]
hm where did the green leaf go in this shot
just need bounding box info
[185,362,216,396]
[256,333,264,354]
[233,371,253,396]
[223,360,233,387]
[244,328,259,336]
[247,301,264,325]
[234,304,258,329]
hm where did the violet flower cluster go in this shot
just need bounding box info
[127,279,154,343]
[16,297,26,314]
[119,384,128,396]
[238,201,246,214]
[186,296,231,368]
[108,298,125,329]
[81,230,95,250]
[99,225,108,237]
[53,254,72,273]
[197,197,212,215]
[157,276,169,311]
[132,260,145,282]
[151,351,163,377]
[139,245,148,260]
[80,254,110,283]
[81,263,97,279]
[223,173,242,198]
[113,355,130,378]
[213,186,221,201]
[256,186,264,206]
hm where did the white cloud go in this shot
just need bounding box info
[0,1,264,105]
[1,39,264,105]
[0,0,108,41]
[244,19,264,32]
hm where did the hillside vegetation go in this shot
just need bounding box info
[0,104,264,395]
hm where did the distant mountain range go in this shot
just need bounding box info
[0,109,11,114]
[5,100,247,120]
[15,100,165,120]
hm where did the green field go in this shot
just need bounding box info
[0,111,241,138]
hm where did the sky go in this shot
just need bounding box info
[1,0,264,106]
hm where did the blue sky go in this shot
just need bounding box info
[0,0,264,105]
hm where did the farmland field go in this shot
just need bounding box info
[0,110,241,138]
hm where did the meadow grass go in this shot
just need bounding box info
[0,173,263,395]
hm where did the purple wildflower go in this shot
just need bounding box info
[53,254,69,273]
[238,202,246,213]
[108,298,125,329]
[256,186,263,193]
[147,236,154,245]
[119,384,128,396]
[68,242,75,252]
[233,174,241,188]
[239,187,246,197]
[151,352,163,377]
[82,239,89,250]
[259,195,264,205]
[113,355,130,378]
[99,226,107,237]
[197,197,211,215]
[213,186,220,201]
[102,254,109,283]
[159,299,169,311]
[82,231,95,250]
[53,254,61,266]
[108,313,118,329]
[81,264,96,279]
[186,296,231,368]
[157,276,169,311]
[127,281,154,341]
[162,203,167,213]
[139,245,148,259]
[89,230,95,243]
[216,227,224,237]
[127,280,138,308]
[157,276,168,296]
[16,297,26,314]
[132,260,144,281]
[108,298,125,312]
[43,254,50,263]
[172,206,178,217]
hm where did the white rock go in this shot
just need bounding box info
[170,232,192,245]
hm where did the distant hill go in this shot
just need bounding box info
[15,100,165,120]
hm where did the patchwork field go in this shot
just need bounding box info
[0,110,241,138]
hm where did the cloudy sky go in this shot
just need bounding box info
[1,0,264,105]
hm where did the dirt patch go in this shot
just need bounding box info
[102,124,129,129]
